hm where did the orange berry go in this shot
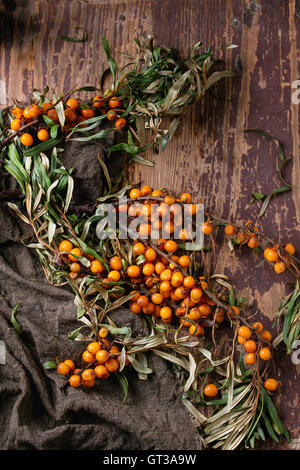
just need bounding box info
[188,307,201,321]
[140,185,152,196]
[133,243,145,256]
[47,108,59,122]
[64,108,77,122]
[143,302,155,315]
[130,302,142,314]
[108,96,122,108]
[160,306,172,320]
[12,106,23,118]
[139,223,151,237]
[264,247,278,262]
[81,108,95,119]
[142,263,155,276]
[160,269,172,281]
[204,384,218,397]
[137,295,149,308]
[93,95,105,108]
[238,335,246,345]
[105,358,119,372]
[59,240,73,252]
[215,308,225,323]
[64,359,75,371]
[24,104,41,118]
[164,195,176,206]
[90,259,105,274]
[82,378,95,388]
[274,261,286,274]
[69,374,81,387]
[202,222,213,235]
[264,378,278,392]
[107,109,117,121]
[20,133,33,146]
[81,368,95,381]
[164,240,178,253]
[99,327,108,338]
[70,262,81,273]
[284,243,295,256]
[199,304,211,317]
[245,353,256,365]
[37,128,50,141]
[69,247,82,262]
[57,362,70,375]
[163,221,174,235]
[66,98,79,110]
[109,345,120,355]
[151,293,163,305]
[127,265,141,278]
[95,349,110,364]
[110,256,122,270]
[224,224,237,236]
[145,248,157,262]
[171,271,184,287]
[260,330,272,342]
[238,326,252,339]
[243,340,257,353]
[178,255,191,268]
[94,365,110,379]
[259,347,272,361]
[82,350,95,363]
[180,192,192,203]
[160,281,172,293]
[252,322,263,333]
[108,270,121,282]
[115,117,127,131]
[183,276,196,289]
[87,342,101,355]
[11,118,22,131]
[189,323,204,336]
[190,288,202,301]
[229,305,240,319]
[152,189,163,197]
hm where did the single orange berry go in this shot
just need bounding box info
[224,224,237,236]
[130,302,141,314]
[82,378,95,388]
[130,188,141,199]
[145,248,157,262]
[238,326,252,339]
[69,374,81,388]
[151,293,163,305]
[259,347,272,361]
[66,98,79,110]
[164,240,178,253]
[108,96,122,108]
[105,358,119,373]
[260,330,272,341]
[142,263,155,276]
[202,222,213,235]
[94,365,110,379]
[204,384,218,397]
[180,192,192,203]
[127,265,141,278]
[252,322,263,333]
[190,288,202,301]
[57,362,71,375]
[11,118,22,131]
[199,304,211,317]
[95,349,110,364]
[264,247,278,262]
[160,306,172,320]
[160,280,172,293]
[189,323,204,336]
[160,269,172,281]
[108,270,121,282]
[64,359,75,371]
[87,342,101,355]
[70,262,81,273]
[274,261,286,274]
[81,368,95,381]
[59,240,73,252]
[137,295,149,308]
[81,108,95,119]
[238,335,246,345]
[68,247,82,262]
[64,108,77,122]
[90,259,105,274]
[245,353,256,365]
[229,305,240,319]
[152,189,163,197]
[284,243,295,256]
[171,271,184,287]
[107,109,117,121]
[183,276,196,289]
[99,327,108,338]
[243,340,257,353]
[37,128,50,141]
[93,95,105,108]
[133,242,145,256]
[82,350,95,363]
[110,256,122,270]
[188,307,201,321]
[115,117,127,131]
[178,255,191,268]
[143,302,155,315]
[12,106,23,118]
[264,378,278,391]
[140,185,152,196]
[20,133,33,146]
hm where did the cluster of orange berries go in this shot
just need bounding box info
[58,239,104,279]
[56,327,128,388]
[10,94,126,147]
[263,243,295,274]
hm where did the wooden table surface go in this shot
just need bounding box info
[0,0,299,449]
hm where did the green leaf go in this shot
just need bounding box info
[43,361,57,370]
[56,29,88,42]
[50,124,60,139]
[229,288,236,306]
[68,326,83,340]
[114,371,129,403]
[102,37,117,89]
[11,303,22,335]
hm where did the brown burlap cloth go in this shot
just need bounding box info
[0,140,201,450]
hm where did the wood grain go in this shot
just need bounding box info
[0,0,299,448]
